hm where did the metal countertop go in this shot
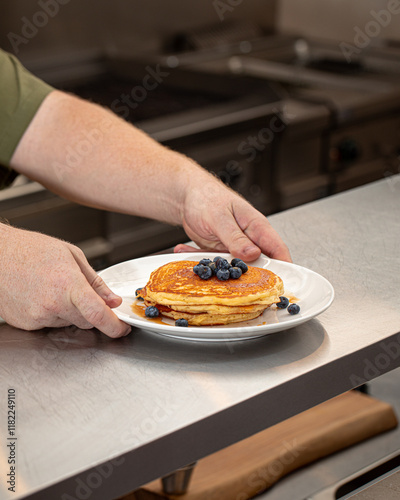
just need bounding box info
[0,176,399,500]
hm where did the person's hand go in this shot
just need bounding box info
[176,177,291,262]
[0,225,131,337]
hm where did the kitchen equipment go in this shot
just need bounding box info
[153,31,400,208]
[2,8,400,266]
[129,391,397,499]
[306,452,400,499]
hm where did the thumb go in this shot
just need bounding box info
[67,243,122,308]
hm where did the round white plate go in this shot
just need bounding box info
[99,253,334,342]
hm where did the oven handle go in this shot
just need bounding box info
[228,56,393,93]
[305,451,400,500]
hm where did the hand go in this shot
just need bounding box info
[176,177,291,262]
[0,225,131,337]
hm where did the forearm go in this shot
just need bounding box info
[9,89,291,262]
[10,90,214,225]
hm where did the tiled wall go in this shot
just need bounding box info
[278,0,400,42]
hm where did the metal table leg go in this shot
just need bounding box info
[161,462,197,495]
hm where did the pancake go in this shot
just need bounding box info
[136,260,284,326]
[142,298,267,325]
[157,308,265,326]
[142,260,284,307]
[143,296,268,315]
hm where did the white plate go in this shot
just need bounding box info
[99,253,334,342]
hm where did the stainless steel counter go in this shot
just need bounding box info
[0,176,399,500]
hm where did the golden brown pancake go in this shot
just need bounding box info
[142,260,284,306]
[156,308,265,326]
[143,297,267,315]
[136,260,284,326]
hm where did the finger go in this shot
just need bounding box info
[68,244,122,308]
[70,281,131,338]
[174,243,223,253]
[41,305,104,331]
[256,226,292,262]
[201,208,262,261]
[180,224,231,254]
[56,311,93,330]
[174,244,198,253]
[236,213,292,262]
[229,202,292,262]
[89,274,123,308]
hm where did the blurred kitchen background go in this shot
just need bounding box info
[1,0,400,268]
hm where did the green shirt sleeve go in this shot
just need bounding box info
[0,48,54,189]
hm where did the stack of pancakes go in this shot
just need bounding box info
[136,260,284,326]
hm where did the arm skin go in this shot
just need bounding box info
[2,89,291,337]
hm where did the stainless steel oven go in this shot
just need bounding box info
[155,31,400,208]
[2,5,400,268]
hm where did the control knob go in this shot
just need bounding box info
[331,139,360,164]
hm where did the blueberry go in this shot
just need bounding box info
[208,262,217,275]
[175,318,189,327]
[145,306,159,318]
[193,264,202,275]
[135,287,144,300]
[229,267,242,279]
[216,269,230,281]
[276,296,289,309]
[213,256,222,263]
[216,258,231,270]
[199,258,212,266]
[231,258,243,267]
[288,304,300,315]
[236,261,248,274]
[198,265,212,280]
